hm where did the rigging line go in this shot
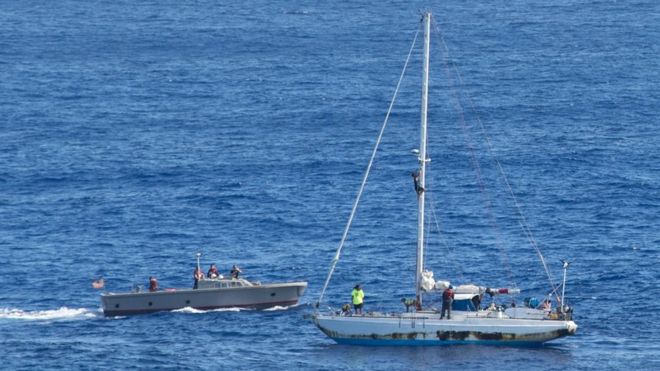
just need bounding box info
[423,192,435,279]
[431,17,558,296]
[316,23,422,307]
[423,163,432,255]
[430,19,516,287]
[426,189,467,282]
[423,161,467,282]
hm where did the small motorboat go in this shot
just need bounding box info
[101,256,307,316]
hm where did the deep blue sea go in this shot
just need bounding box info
[1,0,659,369]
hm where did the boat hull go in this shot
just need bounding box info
[101,282,307,316]
[313,312,577,346]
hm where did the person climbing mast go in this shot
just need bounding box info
[411,171,425,195]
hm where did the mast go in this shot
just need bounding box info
[416,12,431,306]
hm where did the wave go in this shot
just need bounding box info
[208,307,248,313]
[170,307,206,314]
[0,307,98,321]
[170,306,247,314]
[169,304,298,314]
[263,303,300,311]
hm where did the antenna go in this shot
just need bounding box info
[560,260,570,313]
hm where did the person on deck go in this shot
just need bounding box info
[471,294,483,310]
[440,285,454,319]
[539,298,552,312]
[402,298,417,313]
[193,267,204,289]
[351,284,364,315]
[207,264,219,279]
[230,265,241,279]
[149,276,158,292]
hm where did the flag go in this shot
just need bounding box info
[92,278,105,289]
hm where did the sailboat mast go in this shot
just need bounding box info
[416,12,431,306]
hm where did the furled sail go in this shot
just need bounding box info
[420,270,436,292]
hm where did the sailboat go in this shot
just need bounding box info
[312,12,577,345]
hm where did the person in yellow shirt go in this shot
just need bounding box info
[351,284,364,315]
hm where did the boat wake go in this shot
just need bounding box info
[170,306,247,314]
[169,305,296,314]
[208,307,248,313]
[171,307,207,314]
[263,304,300,311]
[0,307,98,321]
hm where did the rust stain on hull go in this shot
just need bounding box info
[434,329,573,342]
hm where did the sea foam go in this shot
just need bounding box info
[0,307,97,321]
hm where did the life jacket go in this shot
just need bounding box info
[351,289,364,305]
[442,289,454,301]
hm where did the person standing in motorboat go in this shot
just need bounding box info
[207,264,220,279]
[149,276,158,292]
[351,284,364,315]
[440,285,454,319]
[230,265,241,279]
[193,267,204,289]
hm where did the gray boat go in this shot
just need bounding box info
[101,278,307,316]
[101,256,307,316]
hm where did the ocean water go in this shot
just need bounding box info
[1,0,659,369]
